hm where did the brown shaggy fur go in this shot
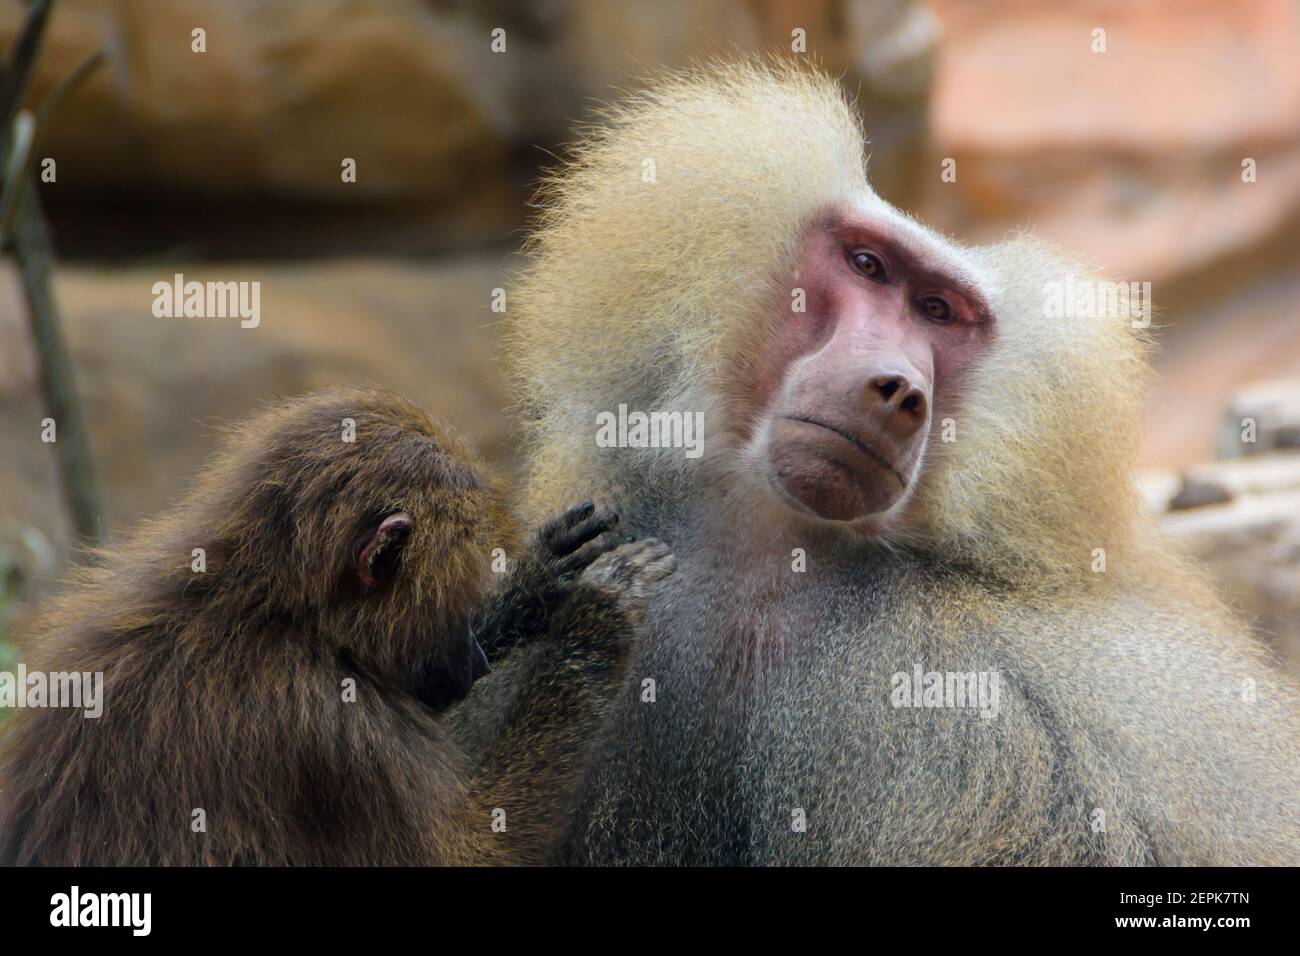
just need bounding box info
[0,386,670,865]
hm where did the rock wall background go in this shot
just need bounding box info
[1,0,1297,675]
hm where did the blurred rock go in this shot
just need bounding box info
[1170,455,1300,510]
[1136,468,1179,514]
[1217,379,1300,458]
[1142,275,1300,468]
[1152,380,1300,673]
[927,0,1300,281]
[3,1,512,201]
[1,0,524,251]
[0,0,934,255]
[840,0,937,97]
[1168,478,1233,512]
[1160,488,1300,671]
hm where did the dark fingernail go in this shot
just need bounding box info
[577,502,595,514]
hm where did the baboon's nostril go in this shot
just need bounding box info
[871,375,906,403]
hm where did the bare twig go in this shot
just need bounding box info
[0,107,32,233]
[0,49,105,232]
[10,175,103,543]
[34,47,103,127]
[0,0,52,129]
[0,0,106,545]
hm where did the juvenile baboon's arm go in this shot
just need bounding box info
[472,503,623,663]
[324,594,643,867]
[446,502,623,770]
[456,540,674,866]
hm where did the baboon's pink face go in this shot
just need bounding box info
[749,212,996,524]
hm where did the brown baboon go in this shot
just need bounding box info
[0,386,674,865]
[490,60,1300,864]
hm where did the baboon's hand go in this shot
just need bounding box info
[578,539,677,627]
[532,502,623,581]
[476,503,623,661]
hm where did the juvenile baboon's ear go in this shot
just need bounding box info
[355,512,413,591]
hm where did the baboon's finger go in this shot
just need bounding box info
[537,501,595,547]
[553,511,620,558]
[556,530,623,575]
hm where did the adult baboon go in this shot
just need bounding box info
[496,60,1300,865]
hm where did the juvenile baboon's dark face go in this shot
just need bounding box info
[748,210,997,524]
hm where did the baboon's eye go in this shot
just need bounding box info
[849,249,887,283]
[918,295,954,324]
